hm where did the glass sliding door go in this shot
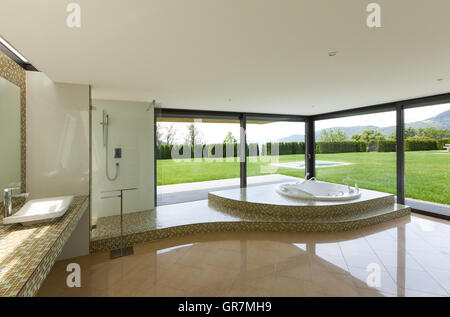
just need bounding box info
[404,103,450,215]
[246,118,306,186]
[314,111,397,194]
[156,113,241,205]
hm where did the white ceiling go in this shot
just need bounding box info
[1,0,450,115]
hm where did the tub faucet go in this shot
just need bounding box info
[343,179,351,193]
[3,187,29,218]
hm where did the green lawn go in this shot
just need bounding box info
[157,151,449,205]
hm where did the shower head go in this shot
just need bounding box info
[100,109,109,126]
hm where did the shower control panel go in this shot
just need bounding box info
[114,147,122,158]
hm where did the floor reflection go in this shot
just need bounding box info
[39,214,449,297]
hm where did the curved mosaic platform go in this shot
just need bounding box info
[208,183,402,220]
[208,184,410,227]
[90,184,411,253]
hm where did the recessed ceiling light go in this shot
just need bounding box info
[0,36,29,63]
[328,51,337,57]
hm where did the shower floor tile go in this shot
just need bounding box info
[91,200,240,241]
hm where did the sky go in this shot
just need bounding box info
[158,103,450,144]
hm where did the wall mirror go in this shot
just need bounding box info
[0,75,21,191]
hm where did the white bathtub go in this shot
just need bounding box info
[276,180,361,201]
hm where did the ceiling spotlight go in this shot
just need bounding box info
[328,51,337,57]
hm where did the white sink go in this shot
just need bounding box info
[3,196,74,225]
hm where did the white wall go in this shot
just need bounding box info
[92,99,154,220]
[26,72,89,198]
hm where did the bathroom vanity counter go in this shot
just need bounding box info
[0,195,88,297]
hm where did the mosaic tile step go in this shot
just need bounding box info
[209,199,409,223]
[90,197,411,253]
[0,195,88,297]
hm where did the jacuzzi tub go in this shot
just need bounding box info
[276,180,361,201]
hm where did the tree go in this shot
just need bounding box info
[388,132,396,140]
[156,123,164,145]
[319,128,347,142]
[405,127,417,139]
[185,123,202,146]
[353,129,385,143]
[442,128,450,138]
[417,128,426,137]
[417,126,449,140]
[388,127,416,140]
[223,131,237,144]
[352,130,385,151]
[164,124,177,145]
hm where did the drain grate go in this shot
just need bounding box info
[110,246,134,259]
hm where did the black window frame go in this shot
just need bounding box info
[154,108,307,204]
[153,92,450,220]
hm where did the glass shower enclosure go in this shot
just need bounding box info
[90,99,155,253]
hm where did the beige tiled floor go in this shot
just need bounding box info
[38,213,450,297]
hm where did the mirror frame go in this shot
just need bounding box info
[0,51,26,192]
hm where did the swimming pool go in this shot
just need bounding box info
[273,160,349,169]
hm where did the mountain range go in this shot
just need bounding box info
[275,109,450,142]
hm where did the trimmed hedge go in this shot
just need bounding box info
[378,140,396,152]
[266,142,305,155]
[405,139,437,151]
[157,138,448,158]
[375,139,449,152]
[315,141,366,154]
[246,143,260,157]
[156,144,174,159]
[437,139,450,150]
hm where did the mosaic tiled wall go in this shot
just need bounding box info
[0,51,26,193]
